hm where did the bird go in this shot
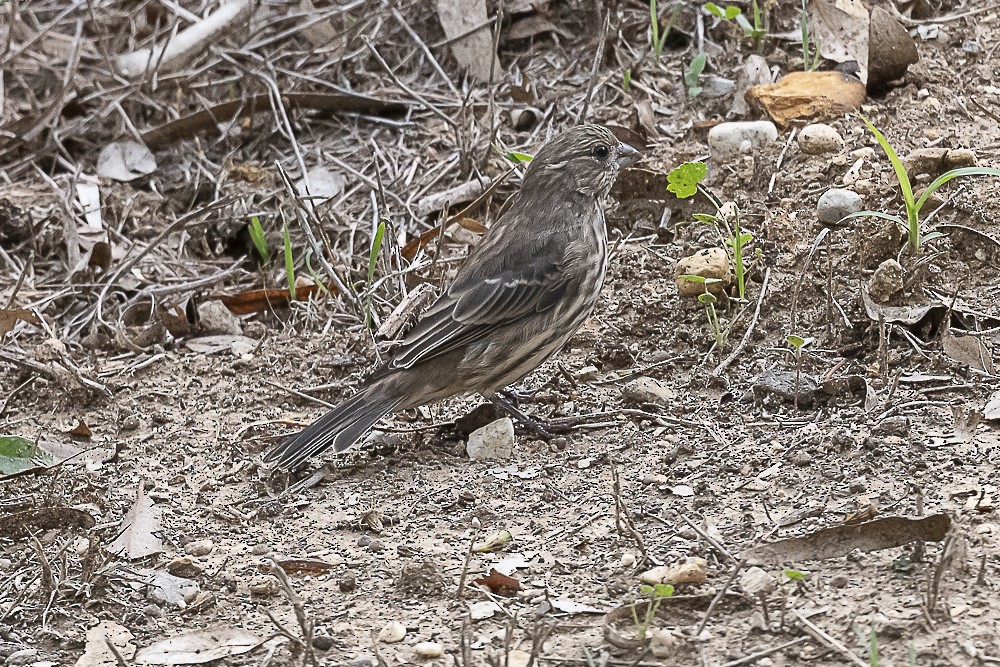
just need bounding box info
[265,125,639,469]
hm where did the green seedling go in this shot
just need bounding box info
[630,583,674,640]
[845,115,1000,252]
[800,0,821,70]
[704,1,766,51]
[685,53,707,97]
[667,160,708,198]
[623,68,632,92]
[283,222,296,301]
[304,249,331,297]
[680,276,726,349]
[366,219,387,330]
[649,0,679,60]
[868,625,879,667]
[248,216,268,262]
[787,334,813,411]
[783,568,805,581]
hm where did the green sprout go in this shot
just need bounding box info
[680,276,726,349]
[366,219,387,330]
[800,0,821,70]
[844,115,1000,252]
[630,583,674,640]
[283,222,296,301]
[649,0,679,60]
[248,216,268,262]
[787,334,813,411]
[685,53,707,97]
[704,1,766,51]
[623,68,632,92]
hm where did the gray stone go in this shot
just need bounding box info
[708,121,779,162]
[148,570,199,609]
[622,377,675,406]
[869,259,905,302]
[466,418,514,461]
[197,300,242,335]
[817,188,862,224]
[798,124,842,154]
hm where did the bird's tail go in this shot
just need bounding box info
[263,378,406,469]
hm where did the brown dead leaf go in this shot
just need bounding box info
[0,308,40,337]
[0,507,96,539]
[942,328,995,374]
[474,568,521,596]
[746,71,865,128]
[812,0,870,80]
[216,283,337,315]
[67,420,93,440]
[744,514,951,565]
[436,0,498,81]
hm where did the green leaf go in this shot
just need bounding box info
[787,335,813,350]
[686,53,707,85]
[506,151,534,164]
[697,292,718,305]
[693,213,719,225]
[858,115,914,214]
[0,435,38,475]
[784,568,805,581]
[914,167,1000,214]
[735,12,753,31]
[652,583,675,598]
[248,216,268,262]
[678,274,707,284]
[639,584,654,596]
[667,161,708,198]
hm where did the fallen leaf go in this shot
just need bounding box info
[942,328,995,374]
[215,283,337,315]
[812,0,870,80]
[0,308,40,337]
[185,335,259,355]
[984,390,1000,421]
[108,483,163,559]
[0,435,42,475]
[474,568,520,596]
[473,530,513,553]
[743,514,951,565]
[436,0,498,81]
[75,621,136,667]
[97,141,157,181]
[67,420,93,439]
[134,628,261,665]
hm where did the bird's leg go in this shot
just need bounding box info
[488,392,567,440]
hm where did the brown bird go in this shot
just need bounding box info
[265,125,639,469]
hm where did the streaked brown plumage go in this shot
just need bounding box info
[265,125,639,469]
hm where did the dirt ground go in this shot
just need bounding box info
[2,1,1000,666]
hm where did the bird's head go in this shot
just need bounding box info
[522,125,640,199]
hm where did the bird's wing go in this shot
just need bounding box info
[391,233,572,369]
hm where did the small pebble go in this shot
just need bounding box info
[869,259,905,303]
[339,573,357,593]
[576,365,600,382]
[349,657,375,667]
[312,635,336,651]
[791,451,812,467]
[851,147,876,160]
[798,123,842,154]
[414,642,444,658]
[621,377,674,406]
[185,539,214,557]
[367,539,385,553]
[378,621,406,643]
[251,544,269,556]
[829,574,850,588]
[121,415,140,431]
[817,188,862,224]
[167,556,205,578]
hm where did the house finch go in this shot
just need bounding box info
[265,125,639,469]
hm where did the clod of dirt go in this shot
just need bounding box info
[650,628,681,658]
[466,417,514,461]
[396,560,448,597]
[858,217,904,268]
[902,147,977,179]
[707,121,779,162]
[167,556,206,578]
[817,188,862,225]
[621,376,674,406]
[197,300,242,335]
[869,259,905,303]
[750,370,818,407]
[377,620,406,643]
[746,71,865,128]
[674,248,733,296]
[798,123,843,155]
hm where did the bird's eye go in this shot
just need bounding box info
[592,145,610,159]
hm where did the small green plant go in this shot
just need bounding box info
[800,0,821,70]
[667,160,708,198]
[783,568,805,581]
[845,115,1000,252]
[649,0,679,60]
[684,53,707,97]
[622,68,632,92]
[868,625,879,667]
[365,219,387,330]
[630,583,674,640]
[787,334,813,411]
[248,216,268,262]
[679,276,726,349]
[283,222,296,301]
[704,1,766,51]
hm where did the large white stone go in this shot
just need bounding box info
[708,121,779,162]
[466,418,515,461]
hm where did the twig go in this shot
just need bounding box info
[455,526,479,599]
[363,37,457,131]
[712,267,771,376]
[792,610,867,667]
[610,459,650,565]
[578,10,611,124]
[265,560,318,666]
[719,637,809,667]
[695,560,745,636]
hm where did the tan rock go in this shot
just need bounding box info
[674,248,732,297]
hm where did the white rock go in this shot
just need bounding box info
[619,552,637,568]
[469,600,501,620]
[466,417,514,461]
[798,123,843,154]
[576,365,600,381]
[506,651,531,667]
[817,188,862,224]
[184,539,214,557]
[984,390,1000,421]
[869,259,905,303]
[708,121,779,162]
[377,620,406,643]
[649,629,679,658]
[413,642,443,658]
[197,300,242,335]
[740,566,777,597]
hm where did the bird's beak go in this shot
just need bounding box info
[617,142,640,168]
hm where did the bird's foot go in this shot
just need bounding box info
[488,392,570,440]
